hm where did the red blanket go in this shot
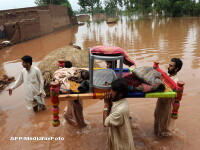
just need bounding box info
[91,46,136,67]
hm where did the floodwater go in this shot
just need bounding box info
[0,16,200,150]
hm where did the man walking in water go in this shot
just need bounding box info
[154,58,183,137]
[8,55,46,112]
[103,79,135,150]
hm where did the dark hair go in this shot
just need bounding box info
[65,61,72,68]
[106,61,117,68]
[21,55,32,65]
[111,79,128,98]
[171,58,183,72]
[81,70,89,80]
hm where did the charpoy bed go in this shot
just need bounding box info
[50,46,185,127]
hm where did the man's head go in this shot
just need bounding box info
[21,55,32,69]
[81,70,89,80]
[106,61,117,68]
[110,79,128,102]
[168,58,183,75]
[65,61,72,68]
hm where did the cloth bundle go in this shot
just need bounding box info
[53,67,85,93]
[124,66,165,93]
[53,67,87,127]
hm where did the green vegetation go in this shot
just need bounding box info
[154,0,200,17]
[35,0,68,6]
[86,19,91,24]
[35,0,200,17]
[77,0,200,17]
[78,0,104,15]
[61,2,74,16]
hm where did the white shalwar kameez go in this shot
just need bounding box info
[10,66,46,110]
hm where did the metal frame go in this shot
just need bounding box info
[89,48,124,92]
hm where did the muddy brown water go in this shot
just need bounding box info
[0,16,200,150]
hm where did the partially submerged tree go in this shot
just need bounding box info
[154,0,199,17]
[104,0,118,17]
[78,0,101,15]
[76,0,200,17]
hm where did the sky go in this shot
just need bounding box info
[0,0,199,11]
[0,0,80,11]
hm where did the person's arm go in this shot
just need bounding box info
[8,72,23,95]
[103,92,112,127]
[37,68,44,96]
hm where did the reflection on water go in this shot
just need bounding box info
[75,17,200,69]
[0,16,200,150]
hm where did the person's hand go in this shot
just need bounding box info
[37,93,42,97]
[7,89,12,96]
[104,92,111,105]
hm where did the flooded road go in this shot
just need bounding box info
[0,16,200,150]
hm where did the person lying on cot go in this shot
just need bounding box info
[58,61,72,94]
[53,62,87,94]
[55,61,86,128]
[103,79,135,150]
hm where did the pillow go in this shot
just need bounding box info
[132,66,162,85]
[91,46,136,67]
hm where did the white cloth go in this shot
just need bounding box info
[53,67,84,91]
[105,98,135,150]
[53,67,78,89]
[170,74,178,83]
[154,74,179,137]
[10,66,45,109]
[0,25,4,31]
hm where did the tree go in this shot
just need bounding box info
[194,2,200,16]
[154,0,171,16]
[61,2,74,16]
[34,0,70,6]
[78,0,101,15]
[134,0,153,14]
[76,0,200,17]
[104,0,118,17]
[93,1,104,14]
[34,0,47,6]
[182,0,195,16]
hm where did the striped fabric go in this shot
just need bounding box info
[132,66,162,85]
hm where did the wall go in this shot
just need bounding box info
[4,22,18,41]
[0,4,77,44]
[38,10,53,35]
[19,18,41,42]
[48,5,71,31]
[92,13,107,21]
[76,14,90,22]
[0,9,40,24]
